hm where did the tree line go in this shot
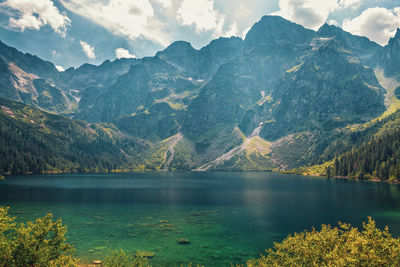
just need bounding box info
[326,128,400,180]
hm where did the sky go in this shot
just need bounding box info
[0,0,399,70]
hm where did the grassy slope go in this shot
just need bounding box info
[211,136,275,171]
[0,98,142,175]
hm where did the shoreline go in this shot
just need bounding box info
[0,169,276,178]
[281,170,400,184]
[331,175,400,184]
[2,169,399,184]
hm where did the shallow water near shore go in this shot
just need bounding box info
[1,172,400,266]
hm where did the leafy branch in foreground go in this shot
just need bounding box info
[247,217,400,267]
[0,206,77,267]
[105,249,150,267]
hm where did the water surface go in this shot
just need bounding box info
[1,172,400,266]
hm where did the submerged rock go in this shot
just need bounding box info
[93,246,107,251]
[159,223,175,232]
[177,238,191,245]
[91,260,102,266]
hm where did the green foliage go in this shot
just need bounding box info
[0,207,15,265]
[0,98,141,175]
[283,161,332,177]
[315,110,400,166]
[327,128,400,180]
[169,137,199,171]
[247,217,400,267]
[282,110,400,176]
[0,206,77,267]
[105,249,150,267]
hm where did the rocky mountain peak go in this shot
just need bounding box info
[380,28,400,78]
[245,15,314,44]
[318,23,340,35]
[157,41,196,58]
[155,41,198,73]
[395,28,400,39]
[201,36,243,52]
[198,36,243,70]
[385,28,400,48]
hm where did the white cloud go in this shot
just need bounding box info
[55,65,65,71]
[2,0,70,37]
[328,19,339,26]
[177,0,225,33]
[342,7,400,46]
[338,0,362,10]
[80,40,96,59]
[272,0,363,30]
[60,0,170,46]
[115,48,136,59]
[273,0,338,30]
[154,0,172,8]
[222,22,238,37]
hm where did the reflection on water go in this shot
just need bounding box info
[1,172,400,266]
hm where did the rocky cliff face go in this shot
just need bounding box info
[0,41,77,114]
[381,28,400,79]
[183,16,316,136]
[74,37,244,123]
[261,38,385,139]
[317,23,382,66]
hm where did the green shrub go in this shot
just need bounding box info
[247,217,400,267]
[105,249,150,267]
[0,206,77,267]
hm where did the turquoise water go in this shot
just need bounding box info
[1,172,400,266]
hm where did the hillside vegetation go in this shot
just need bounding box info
[286,110,400,181]
[327,127,400,180]
[0,98,140,175]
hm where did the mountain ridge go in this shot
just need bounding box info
[0,15,399,176]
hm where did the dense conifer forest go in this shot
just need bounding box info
[328,128,400,180]
[0,98,139,175]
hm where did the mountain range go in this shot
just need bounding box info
[1,15,400,177]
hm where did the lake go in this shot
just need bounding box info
[1,172,400,266]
